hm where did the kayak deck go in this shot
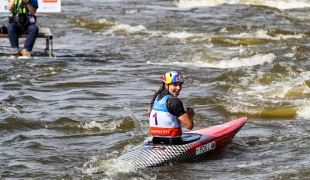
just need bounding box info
[118,117,247,169]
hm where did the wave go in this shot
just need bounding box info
[173,0,310,10]
[213,70,310,118]
[148,53,276,68]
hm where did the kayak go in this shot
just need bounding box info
[118,117,247,169]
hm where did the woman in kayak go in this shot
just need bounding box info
[147,71,195,144]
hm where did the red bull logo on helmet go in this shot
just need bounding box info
[162,71,184,84]
[162,76,167,83]
[174,74,183,82]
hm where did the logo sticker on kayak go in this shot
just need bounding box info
[196,141,216,155]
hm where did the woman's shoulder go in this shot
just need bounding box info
[167,96,183,106]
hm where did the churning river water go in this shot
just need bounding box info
[1,0,310,179]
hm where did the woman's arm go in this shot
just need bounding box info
[178,108,195,130]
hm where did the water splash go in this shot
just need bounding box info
[115,104,149,136]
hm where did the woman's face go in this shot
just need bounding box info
[166,82,183,97]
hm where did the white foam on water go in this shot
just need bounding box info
[296,100,310,120]
[105,22,147,35]
[147,53,275,68]
[81,155,137,178]
[237,161,263,168]
[173,0,310,10]
[232,30,304,40]
[101,23,304,46]
[173,0,229,8]
[201,53,274,68]
[1,103,21,113]
[76,120,122,131]
[101,158,137,174]
[162,29,303,47]
[165,31,205,39]
[224,70,310,116]
[251,0,310,10]
[184,53,275,68]
[125,9,139,14]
